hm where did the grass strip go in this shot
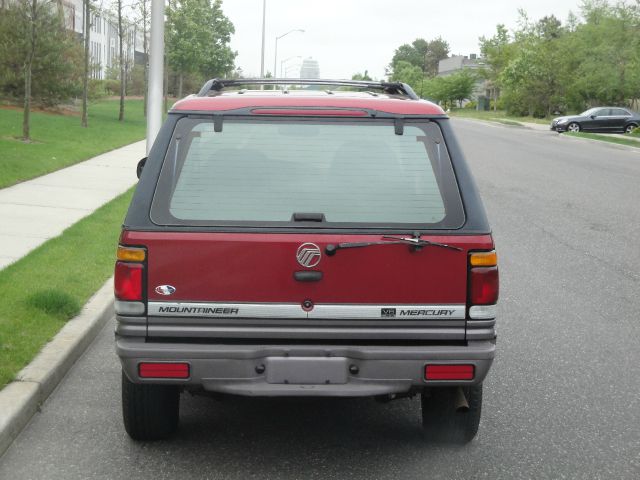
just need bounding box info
[565,132,640,148]
[449,109,549,125]
[0,188,133,387]
[0,99,145,189]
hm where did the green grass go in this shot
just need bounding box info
[0,99,145,189]
[0,188,133,387]
[565,132,640,148]
[449,109,551,125]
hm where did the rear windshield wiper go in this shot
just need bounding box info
[325,232,462,256]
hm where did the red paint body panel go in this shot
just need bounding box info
[121,231,493,304]
[172,95,446,116]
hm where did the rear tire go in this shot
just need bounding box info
[421,384,482,444]
[566,122,581,132]
[122,370,180,440]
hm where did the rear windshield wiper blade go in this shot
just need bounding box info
[325,233,462,256]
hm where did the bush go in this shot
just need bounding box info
[464,100,477,109]
[104,79,121,96]
[88,79,107,101]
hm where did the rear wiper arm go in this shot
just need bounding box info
[325,232,462,256]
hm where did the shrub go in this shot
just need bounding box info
[88,79,107,101]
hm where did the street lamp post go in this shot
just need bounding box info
[146,0,165,155]
[280,55,302,77]
[274,29,304,78]
[260,0,266,78]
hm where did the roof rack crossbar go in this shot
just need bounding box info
[197,78,420,100]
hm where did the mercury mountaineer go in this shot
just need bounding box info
[114,78,499,444]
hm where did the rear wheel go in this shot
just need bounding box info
[122,370,180,440]
[566,122,581,132]
[421,384,482,444]
[625,124,637,134]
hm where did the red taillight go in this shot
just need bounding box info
[469,266,499,305]
[425,364,474,381]
[114,261,143,301]
[139,362,190,379]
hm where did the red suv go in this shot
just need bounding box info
[115,79,498,444]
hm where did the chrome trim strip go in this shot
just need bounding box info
[148,302,466,320]
[148,302,304,319]
[308,304,465,320]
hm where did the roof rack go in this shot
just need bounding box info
[197,78,420,100]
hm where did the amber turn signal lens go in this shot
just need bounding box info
[117,246,146,262]
[469,251,497,267]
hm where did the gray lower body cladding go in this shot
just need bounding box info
[116,336,496,397]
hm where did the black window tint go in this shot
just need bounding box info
[611,108,630,116]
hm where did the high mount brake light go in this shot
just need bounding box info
[468,250,499,318]
[250,108,369,116]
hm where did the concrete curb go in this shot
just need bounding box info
[0,278,114,456]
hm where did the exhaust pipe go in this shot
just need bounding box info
[454,387,469,412]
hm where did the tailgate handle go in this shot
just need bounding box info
[293,271,323,282]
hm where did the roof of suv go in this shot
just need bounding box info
[172,90,447,116]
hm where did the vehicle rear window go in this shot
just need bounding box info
[150,117,464,229]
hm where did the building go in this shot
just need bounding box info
[60,0,146,80]
[438,54,489,106]
[300,58,320,79]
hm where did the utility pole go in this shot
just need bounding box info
[260,0,266,78]
[146,0,165,154]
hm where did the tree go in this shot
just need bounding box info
[479,24,513,110]
[136,0,150,116]
[82,0,90,127]
[389,37,450,78]
[352,71,373,81]
[391,60,426,97]
[115,0,125,121]
[166,0,236,98]
[0,1,83,139]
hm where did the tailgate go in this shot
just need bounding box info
[122,231,494,341]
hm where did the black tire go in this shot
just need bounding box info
[625,124,637,134]
[421,384,482,444]
[122,370,180,440]
[566,122,581,133]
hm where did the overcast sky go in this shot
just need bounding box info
[221,0,584,79]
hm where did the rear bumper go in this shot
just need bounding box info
[116,337,496,397]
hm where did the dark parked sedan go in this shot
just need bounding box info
[551,107,639,133]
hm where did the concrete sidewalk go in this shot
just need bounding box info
[0,141,144,270]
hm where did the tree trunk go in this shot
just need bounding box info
[118,0,125,121]
[81,0,90,128]
[23,0,38,141]
[178,72,183,99]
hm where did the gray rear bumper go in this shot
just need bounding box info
[116,337,496,397]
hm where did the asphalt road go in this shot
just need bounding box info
[1,119,639,480]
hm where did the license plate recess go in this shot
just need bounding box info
[265,357,348,385]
